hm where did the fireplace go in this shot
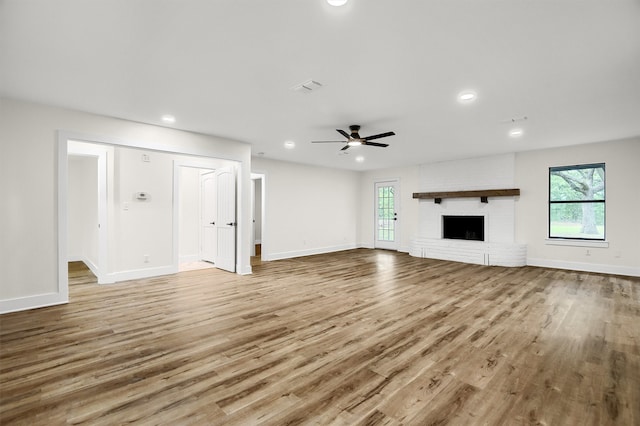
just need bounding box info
[442,215,484,241]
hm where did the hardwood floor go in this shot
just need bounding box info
[1,249,639,425]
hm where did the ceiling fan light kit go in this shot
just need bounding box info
[312,124,395,151]
[327,0,348,6]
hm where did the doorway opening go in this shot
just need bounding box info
[176,166,216,272]
[67,141,109,284]
[174,160,238,274]
[251,173,265,266]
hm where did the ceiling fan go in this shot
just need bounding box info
[312,125,395,151]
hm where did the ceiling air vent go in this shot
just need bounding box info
[500,115,528,124]
[291,80,323,93]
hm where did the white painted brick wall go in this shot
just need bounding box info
[413,153,525,266]
[409,237,527,267]
[419,153,515,192]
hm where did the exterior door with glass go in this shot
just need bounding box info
[375,180,399,250]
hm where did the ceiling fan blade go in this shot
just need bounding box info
[311,140,346,143]
[363,141,389,148]
[336,129,351,139]
[341,145,350,151]
[363,131,395,141]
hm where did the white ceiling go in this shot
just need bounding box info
[2,0,639,170]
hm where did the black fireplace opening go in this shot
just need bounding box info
[442,215,484,241]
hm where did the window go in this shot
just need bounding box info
[549,163,605,240]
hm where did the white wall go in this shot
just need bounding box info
[251,159,420,258]
[0,98,252,313]
[114,148,174,273]
[516,138,640,276]
[358,165,420,252]
[252,157,360,260]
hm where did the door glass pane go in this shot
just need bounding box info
[377,185,395,242]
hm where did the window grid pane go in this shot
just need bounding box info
[377,185,395,242]
[550,164,605,201]
[550,202,605,239]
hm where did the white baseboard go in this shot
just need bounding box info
[107,265,178,283]
[527,257,640,277]
[0,292,68,314]
[83,257,99,278]
[264,243,359,261]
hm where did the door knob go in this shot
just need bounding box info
[210,222,215,225]
[226,222,236,226]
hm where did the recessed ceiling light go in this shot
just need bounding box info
[284,140,296,149]
[457,91,477,103]
[327,0,348,6]
[509,128,524,138]
[355,156,365,163]
[161,114,175,124]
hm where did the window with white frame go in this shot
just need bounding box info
[549,163,605,240]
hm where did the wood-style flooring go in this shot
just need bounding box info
[1,249,639,425]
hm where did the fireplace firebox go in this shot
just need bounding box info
[442,215,484,241]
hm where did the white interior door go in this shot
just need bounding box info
[250,179,256,257]
[374,180,399,250]
[215,166,237,272]
[200,172,217,263]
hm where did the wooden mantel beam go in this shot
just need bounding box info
[412,188,520,200]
